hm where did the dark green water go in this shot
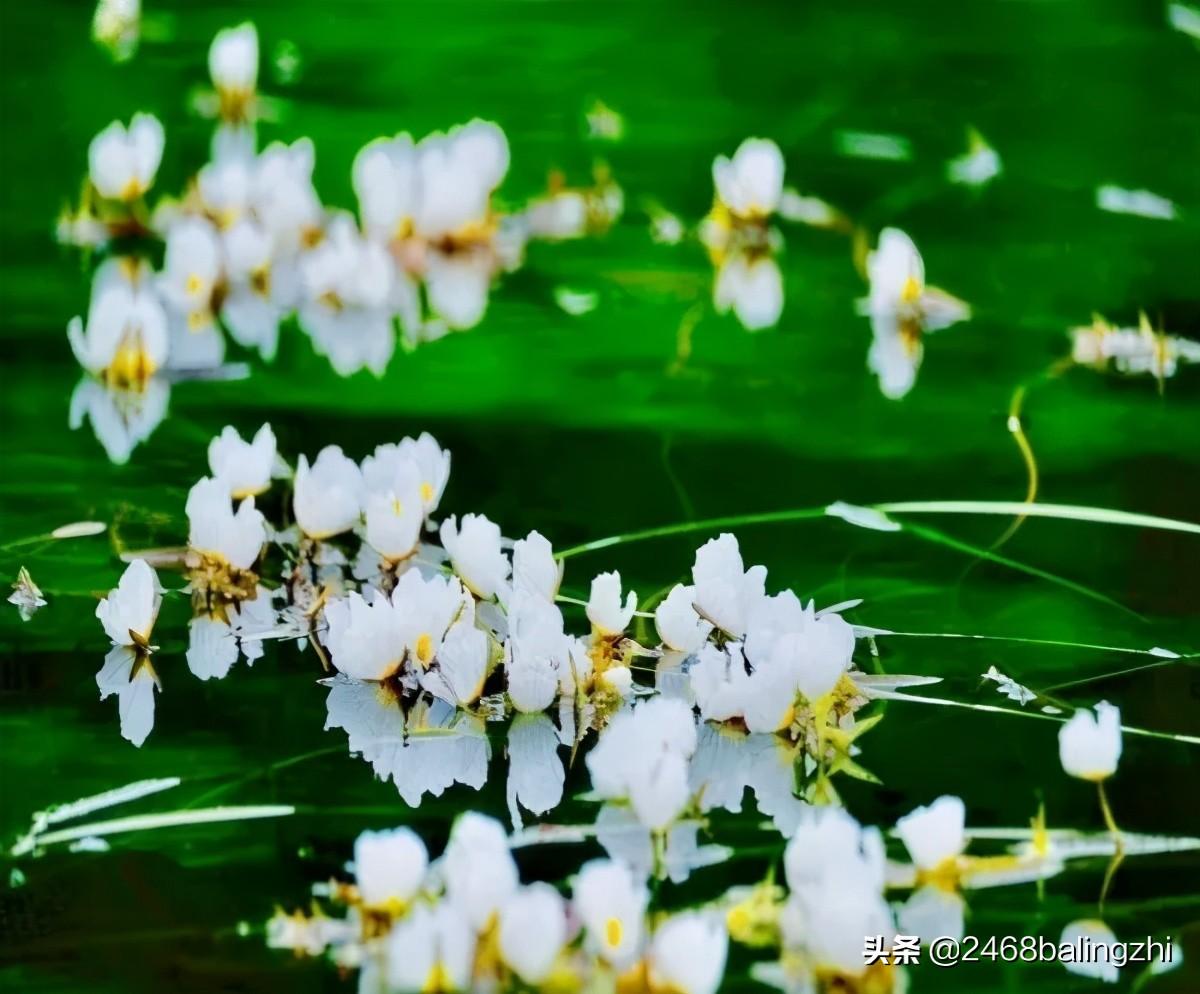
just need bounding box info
[1,1,1198,991]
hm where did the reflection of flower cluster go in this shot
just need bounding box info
[61,22,622,463]
[269,812,728,994]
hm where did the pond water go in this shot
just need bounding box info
[1,1,1198,992]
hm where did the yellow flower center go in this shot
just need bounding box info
[185,273,205,296]
[106,337,157,389]
[604,916,623,949]
[187,309,208,332]
[415,633,434,668]
[900,275,922,304]
[420,482,435,504]
[422,961,450,994]
[391,496,404,516]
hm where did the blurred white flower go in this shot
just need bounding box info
[573,859,648,969]
[92,0,140,62]
[947,129,1001,188]
[498,883,568,984]
[353,826,428,910]
[713,138,785,220]
[895,795,967,872]
[649,912,728,994]
[440,812,519,930]
[9,567,47,622]
[68,258,167,387]
[88,113,163,201]
[384,901,475,992]
[865,227,970,333]
[1059,702,1122,781]
[714,251,784,331]
[1060,920,1120,983]
[209,23,259,123]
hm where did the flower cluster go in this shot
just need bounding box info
[1070,312,1200,382]
[92,425,920,857]
[268,812,728,994]
[60,21,622,464]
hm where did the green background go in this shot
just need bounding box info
[1,0,1198,990]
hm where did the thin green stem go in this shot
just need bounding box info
[874,500,1200,535]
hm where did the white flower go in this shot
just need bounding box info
[714,252,784,331]
[691,533,767,638]
[353,827,428,909]
[947,130,1001,188]
[866,227,969,332]
[440,812,519,930]
[209,23,258,120]
[186,476,266,570]
[221,218,298,360]
[385,902,475,993]
[784,806,886,896]
[353,134,417,242]
[88,113,164,201]
[96,559,160,647]
[413,119,509,240]
[9,567,47,622]
[895,795,967,872]
[1060,920,1120,983]
[440,513,510,600]
[505,591,569,712]
[498,883,568,984]
[253,139,323,253]
[713,138,784,219]
[363,461,424,564]
[323,591,404,681]
[293,445,363,539]
[159,217,222,326]
[784,611,856,702]
[1059,702,1122,781]
[512,530,561,601]
[649,912,728,994]
[208,423,276,498]
[391,569,470,669]
[573,859,648,968]
[420,615,489,706]
[586,571,637,636]
[780,809,893,974]
[93,0,140,62]
[396,433,451,516]
[68,258,168,386]
[655,583,712,653]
